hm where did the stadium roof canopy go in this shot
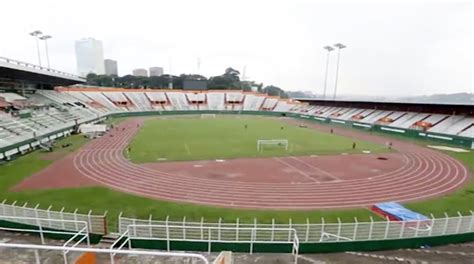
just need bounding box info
[0,56,85,89]
[296,98,474,116]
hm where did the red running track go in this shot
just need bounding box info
[16,118,471,209]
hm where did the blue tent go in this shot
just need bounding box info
[373,202,429,221]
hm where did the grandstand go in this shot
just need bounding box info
[1,88,473,160]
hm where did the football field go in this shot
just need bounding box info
[128,115,388,163]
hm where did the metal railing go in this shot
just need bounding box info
[0,56,84,81]
[121,223,299,264]
[1,204,474,263]
[0,200,107,234]
[0,243,209,264]
[119,211,474,244]
[0,215,88,245]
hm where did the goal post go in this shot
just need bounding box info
[200,114,216,118]
[257,139,289,151]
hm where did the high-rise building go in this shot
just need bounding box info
[75,38,105,77]
[104,59,118,76]
[149,67,164,76]
[132,68,148,77]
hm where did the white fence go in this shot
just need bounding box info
[0,200,107,234]
[2,201,473,243]
[116,223,299,264]
[0,243,210,264]
[0,215,89,246]
[119,211,474,244]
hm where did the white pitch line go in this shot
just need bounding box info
[184,143,191,155]
[289,156,341,181]
[273,157,319,183]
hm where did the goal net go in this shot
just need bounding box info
[200,114,216,118]
[257,139,289,151]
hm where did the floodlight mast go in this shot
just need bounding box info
[333,43,346,100]
[39,35,52,68]
[322,46,334,99]
[29,30,43,66]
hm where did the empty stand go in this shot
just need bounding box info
[166,92,190,110]
[207,92,225,110]
[243,94,265,111]
[124,92,153,111]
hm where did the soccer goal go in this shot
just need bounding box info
[200,114,216,118]
[257,139,289,151]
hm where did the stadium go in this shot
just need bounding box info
[0,55,473,264]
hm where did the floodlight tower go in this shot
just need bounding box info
[322,46,334,99]
[333,43,346,100]
[197,57,201,75]
[29,30,43,66]
[168,58,173,89]
[39,35,52,68]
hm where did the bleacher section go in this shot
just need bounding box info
[186,93,207,110]
[124,92,152,111]
[458,126,474,137]
[360,110,392,124]
[273,101,293,112]
[261,98,279,111]
[226,92,244,111]
[207,92,225,110]
[429,116,473,135]
[167,92,191,110]
[243,94,265,111]
[145,92,169,110]
[1,88,473,159]
[82,91,121,111]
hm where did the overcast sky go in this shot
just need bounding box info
[0,0,472,97]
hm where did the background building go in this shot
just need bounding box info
[149,67,164,77]
[132,68,148,77]
[104,59,118,76]
[74,38,105,77]
[183,80,207,90]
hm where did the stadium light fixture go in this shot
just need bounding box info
[29,30,43,67]
[333,43,347,100]
[322,46,335,99]
[39,35,52,69]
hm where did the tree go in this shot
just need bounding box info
[82,67,294,98]
[208,67,241,89]
[86,73,99,85]
[86,73,114,87]
[263,85,288,98]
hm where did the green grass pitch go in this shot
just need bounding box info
[128,115,388,163]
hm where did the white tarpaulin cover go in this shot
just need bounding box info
[78,124,107,134]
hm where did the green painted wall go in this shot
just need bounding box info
[0,219,103,244]
[129,232,474,253]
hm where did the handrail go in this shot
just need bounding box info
[0,56,84,80]
[0,242,209,264]
[0,215,88,245]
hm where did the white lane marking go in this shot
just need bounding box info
[289,156,341,181]
[273,157,319,183]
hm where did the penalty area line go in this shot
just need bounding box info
[184,143,191,155]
